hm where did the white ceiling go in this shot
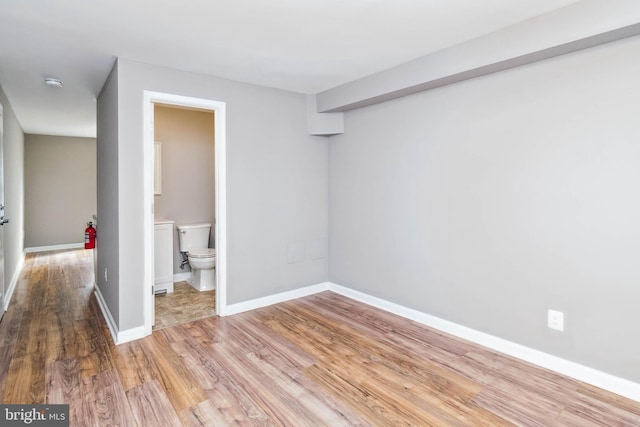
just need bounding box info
[0,0,580,138]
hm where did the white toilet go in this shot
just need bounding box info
[177,223,216,291]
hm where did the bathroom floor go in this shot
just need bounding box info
[153,282,216,330]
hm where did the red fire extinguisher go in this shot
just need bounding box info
[85,221,96,249]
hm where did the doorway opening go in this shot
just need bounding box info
[142,91,227,336]
[152,104,215,329]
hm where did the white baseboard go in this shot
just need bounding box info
[327,282,640,403]
[3,251,25,312]
[25,243,84,253]
[173,272,190,282]
[224,282,331,316]
[98,273,640,401]
[94,286,148,345]
[93,286,118,344]
[116,325,148,344]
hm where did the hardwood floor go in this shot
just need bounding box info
[154,282,216,330]
[1,249,639,426]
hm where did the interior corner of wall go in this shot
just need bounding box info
[306,94,344,136]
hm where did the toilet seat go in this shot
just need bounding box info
[188,248,216,258]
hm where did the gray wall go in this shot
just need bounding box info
[153,105,215,275]
[0,84,25,303]
[24,134,96,248]
[96,63,120,327]
[329,36,640,383]
[100,58,328,331]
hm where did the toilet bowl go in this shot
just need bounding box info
[177,223,216,292]
[187,248,216,291]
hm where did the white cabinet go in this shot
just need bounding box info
[154,220,174,293]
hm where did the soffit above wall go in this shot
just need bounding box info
[315,0,640,113]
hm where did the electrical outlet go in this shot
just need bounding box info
[104,268,108,282]
[548,309,564,331]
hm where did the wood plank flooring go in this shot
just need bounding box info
[1,249,639,426]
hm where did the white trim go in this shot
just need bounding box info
[213,101,228,317]
[94,286,118,344]
[143,92,155,337]
[153,142,162,195]
[225,282,331,316]
[25,243,84,253]
[116,325,148,344]
[94,286,148,345]
[3,251,25,311]
[143,91,228,333]
[173,272,190,282]
[327,282,640,403]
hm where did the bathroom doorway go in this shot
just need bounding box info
[153,104,216,329]
[142,92,227,336]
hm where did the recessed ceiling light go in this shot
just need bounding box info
[44,78,63,88]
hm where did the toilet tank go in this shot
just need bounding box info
[177,223,211,252]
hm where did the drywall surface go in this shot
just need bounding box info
[112,59,328,330]
[0,84,25,302]
[96,63,120,327]
[329,36,640,382]
[24,134,96,248]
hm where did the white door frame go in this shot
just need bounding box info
[142,91,227,336]
[0,103,4,314]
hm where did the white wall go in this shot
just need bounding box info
[96,63,120,327]
[329,35,640,383]
[0,85,25,307]
[24,134,96,248]
[99,59,328,332]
